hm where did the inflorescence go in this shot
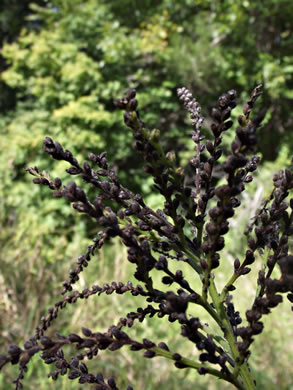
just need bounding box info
[0,85,292,390]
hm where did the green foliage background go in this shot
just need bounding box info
[0,1,293,389]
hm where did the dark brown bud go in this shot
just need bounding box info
[175,215,185,228]
[158,342,169,351]
[223,206,234,219]
[8,344,22,357]
[241,267,251,275]
[68,333,83,343]
[251,321,264,335]
[268,294,282,308]
[128,98,138,111]
[108,377,117,388]
[162,276,173,285]
[144,350,156,358]
[221,107,231,121]
[126,88,136,100]
[245,250,255,265]
[205,140,214,155]
[211,123,220,137]
[248,237,256,250]
[211,108,222,122]
[113,98,127,109]
[143,339,155,348]
[238,115,247,127]
[244,175,253,183]
[234,258,240,270]
[40,337,54,348]
[204,162,212,176]
[200,258,208,270]
[201,242,210,253]
[222,120,233,131]
[287,293,293,303]
[172,353,182,361]
[246,310,261,322]
[206,223,217,236]
[209,207,222,220]
[81,327,92,337]
[219,221,229,235]
[54,177,62,189]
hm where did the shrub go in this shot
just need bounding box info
[1,85,293,390]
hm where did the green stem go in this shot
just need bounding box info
[202,253,212,301]
[178,230,203,275]
[151,346,245,390]
[197,295,222,326]
[169,228,255,388]
[220,272,239,302]
[197,223,204,246]
[208,279,256,389]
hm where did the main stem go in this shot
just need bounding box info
[208,279,256,389]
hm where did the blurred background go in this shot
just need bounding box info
[0,1,293,388]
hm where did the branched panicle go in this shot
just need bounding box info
[1,85,292,390]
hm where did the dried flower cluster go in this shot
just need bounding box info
[1,85,292,390]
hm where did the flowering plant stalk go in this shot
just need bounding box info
[1,86,293,390]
